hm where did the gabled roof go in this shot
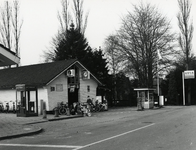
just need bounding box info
[0,59,74,89]
[0,59,102,89]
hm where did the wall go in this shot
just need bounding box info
[37,87,48,114]
[77,64,98,104]
[0,63,100,113]
[45,64,99,108]
[0,88,48,115]
[46,73,68,110]
[79,78,98,103]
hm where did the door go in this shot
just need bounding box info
[16,91,26,117]
[68,87,78,107]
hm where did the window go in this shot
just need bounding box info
[56,84,63,92]
[87,85,90,92]
[50,86,55,91]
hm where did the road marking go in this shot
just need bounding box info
[0,143,82,149]
[73,123,155,150]
[0,123,155,150]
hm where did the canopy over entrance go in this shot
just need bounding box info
[0,44,20,66]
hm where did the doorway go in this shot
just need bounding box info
[67,65,79,107]
[68,87,78,107]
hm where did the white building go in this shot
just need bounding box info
[0,59,102,116]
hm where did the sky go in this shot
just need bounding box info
[1,0,196,66]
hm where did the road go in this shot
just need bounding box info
[0,106,196,150]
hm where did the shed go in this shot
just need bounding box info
[134,88,155,109]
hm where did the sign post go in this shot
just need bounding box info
[182,72,185,106]
[182,70,195,105]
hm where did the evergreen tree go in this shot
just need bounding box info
[88,48,109,83]
[54,23,91,63]
[116,72,132,103]
[53,23,110,88]
[167,71,178,105]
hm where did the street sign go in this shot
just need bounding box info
[184,70,195,79]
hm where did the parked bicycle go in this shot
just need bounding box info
[53,102,69,115]
[59,102,69,115]
[88,103,98,112]
[97,102,105,112]
[70,102,91,117]
[80,102,91,117]
[0,103,4,113]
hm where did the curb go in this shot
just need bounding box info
[0,127,43,141]
[25,114,83,125]
[48,114,83,122]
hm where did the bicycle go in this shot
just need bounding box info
[59,102,69,115]
[0,103,4,113]
[53,102,69,115]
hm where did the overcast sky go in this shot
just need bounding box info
[1,0,196,66]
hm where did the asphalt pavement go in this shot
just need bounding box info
[0,112,83,140]
[0,106,183,141]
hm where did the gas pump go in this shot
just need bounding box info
[16,84,38,117]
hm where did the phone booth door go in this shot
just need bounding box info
[16,84,26,117]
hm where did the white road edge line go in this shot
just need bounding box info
[0,143,83,149]
[73,123,155,150]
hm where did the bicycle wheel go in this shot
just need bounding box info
[59,107,67,115]
[87,112,92,117]
[95,106,100,112]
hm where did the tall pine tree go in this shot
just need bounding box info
[53,23,109,87]
[88,48,109,82]
[54,23,91,63]
[167,71,178,105]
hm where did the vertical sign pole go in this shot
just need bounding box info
[157,73,159,96]
[157,58,159,105]
[182,72,185,106]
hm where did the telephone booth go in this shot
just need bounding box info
[134,88,155,109]
[16,84,38,117]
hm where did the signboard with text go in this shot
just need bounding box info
[184,70,195,79]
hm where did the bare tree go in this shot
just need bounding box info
[43,0,89,62]
[72,0,89,34]
[177,0,193,70]
[105,35,121,75]
[0,1,12,49]
[105,3,177,88]
[57,0,89,34]
[43,31,63,62]
[42,0,71,63]
[0,0,22,66]
[104,35,122,102]
[57,0,70,33]
[12,0,23,61]
[177,0,194,105]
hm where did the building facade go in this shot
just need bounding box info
[0,59,102,116]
